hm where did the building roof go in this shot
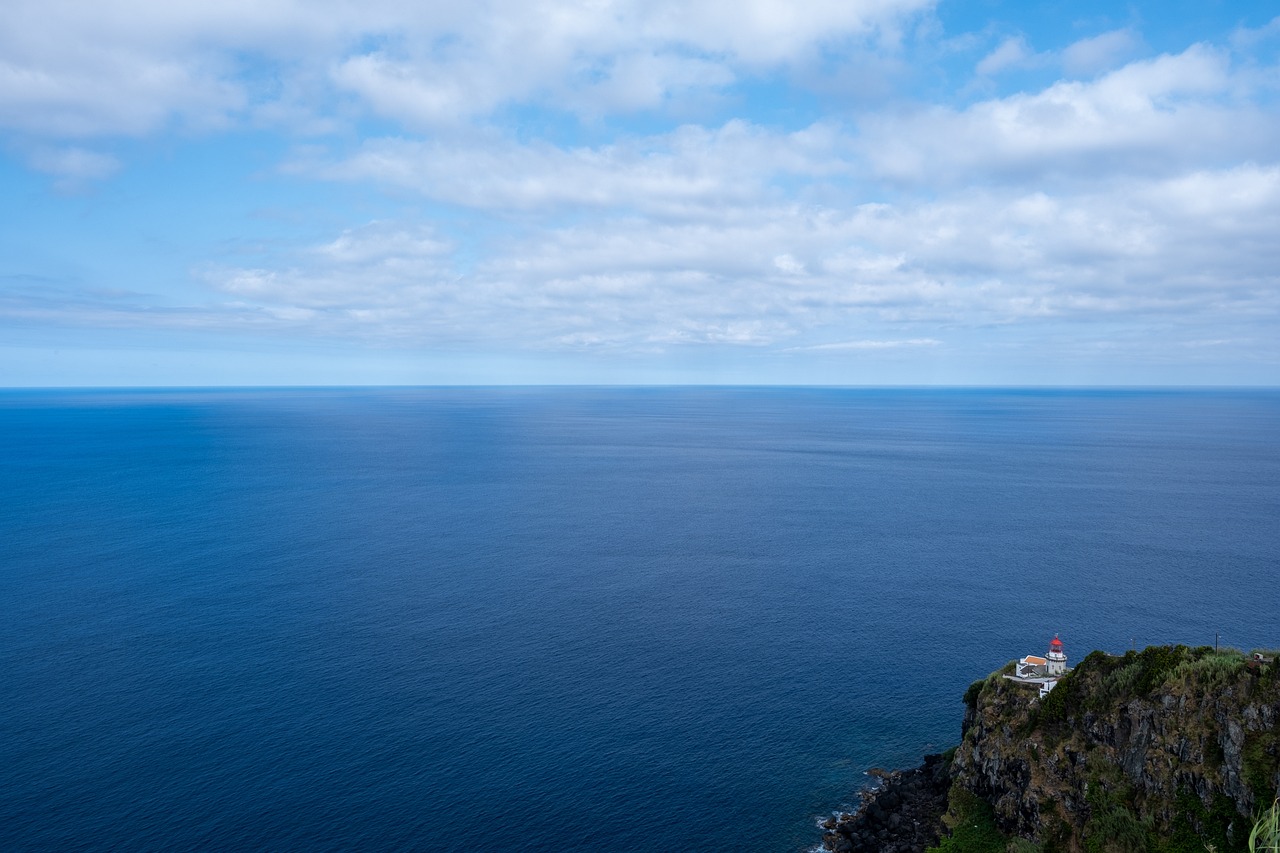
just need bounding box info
[1050,635,1063,648]
[1022,655,1047,665]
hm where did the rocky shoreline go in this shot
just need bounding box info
[819,752,951,853]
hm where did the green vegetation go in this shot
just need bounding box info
[1032,645,1253,736]
[998,765,1251,853]
[1171,650,1250,686]
[1046,644,1274,824]
[949,645,1277,853]
[1086,814,1148,852]
[966,665,1017,714]
[928,786,1009,853]
[1160,788,1246,853]
[1038,813,1073,853]
[964,678,986,709]
[1249,798,1280,853]
[1244,731,1280,803]
[1077,759,1151,853]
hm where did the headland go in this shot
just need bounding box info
[821,642,1280,853]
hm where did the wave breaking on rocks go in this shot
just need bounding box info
[819,752,951,853]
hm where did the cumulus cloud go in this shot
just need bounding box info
[976,36,1034,77]
[862,45,1276,185]
[187,154,1280,354]
[26,146,121,190]
[0,0,933,139]
[302,120,850,214]
[1061,29,1141,76]
[974,29,1143,86]
[0,51,243,137]
[4,4,1279,379]
[203,222,464,337]
[1231,15,1280,49]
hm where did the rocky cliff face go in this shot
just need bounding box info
[950,646,1280,852]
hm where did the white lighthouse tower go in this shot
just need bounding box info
[1046,634,1067,676]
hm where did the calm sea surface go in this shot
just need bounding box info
[2,388,1278,852]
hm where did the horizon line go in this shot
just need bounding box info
[3,383,1278,392]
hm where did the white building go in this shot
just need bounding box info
[1017,654,1049,678]
[1017,635,1067,677]
[1006,635,1069,697]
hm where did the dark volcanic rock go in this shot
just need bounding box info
[821,753,951,853]
[952,648,1280,844]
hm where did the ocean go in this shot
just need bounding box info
[2,388,1277,852]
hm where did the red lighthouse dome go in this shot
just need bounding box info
[1046,634,1067,675]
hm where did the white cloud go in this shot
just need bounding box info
[976,36,1033,77]
[1061,29,1141,76]
[773,254,806,275]
[182,155,1280,353]
[1231,15,1280,49]
[26,146,121,186]
[0,0,933,139]
[862,45,1274,184]
[323,0,934,126]
[4,4,1279,379]
[0,52,243,137]
[973,29,1142,84]
[796,338,941,350]
[307,120,850,214]
[209,222,458,323]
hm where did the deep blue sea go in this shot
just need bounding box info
[3,388,1278,852]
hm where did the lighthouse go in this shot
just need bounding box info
[1046,634,1067,676]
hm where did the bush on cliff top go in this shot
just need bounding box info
[1032,645,1251,734]
[964,679,985,710]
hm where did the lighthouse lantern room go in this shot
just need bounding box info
[1046,634,1067,676]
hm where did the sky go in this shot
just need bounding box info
[2,1,1279,386]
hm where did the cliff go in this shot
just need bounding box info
[952,645,1280,852]
[823,645,1280,853]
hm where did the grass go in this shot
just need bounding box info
[1170,651,1249,688]
[1249,798,1279,853]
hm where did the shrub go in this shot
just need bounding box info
[1161,787,1248,853]
[1083,782,1149,853]
[1171,651,1246,688]
[930,786,1008,853]
[1132,645,1192,695]
[1244,732,1280,804]
[965,679,986,709]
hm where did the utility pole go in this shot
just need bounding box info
[1215,633,1220,653]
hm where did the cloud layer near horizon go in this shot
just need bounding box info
[2,1,1279,383]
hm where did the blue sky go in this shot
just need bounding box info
[2,1,1278,386]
